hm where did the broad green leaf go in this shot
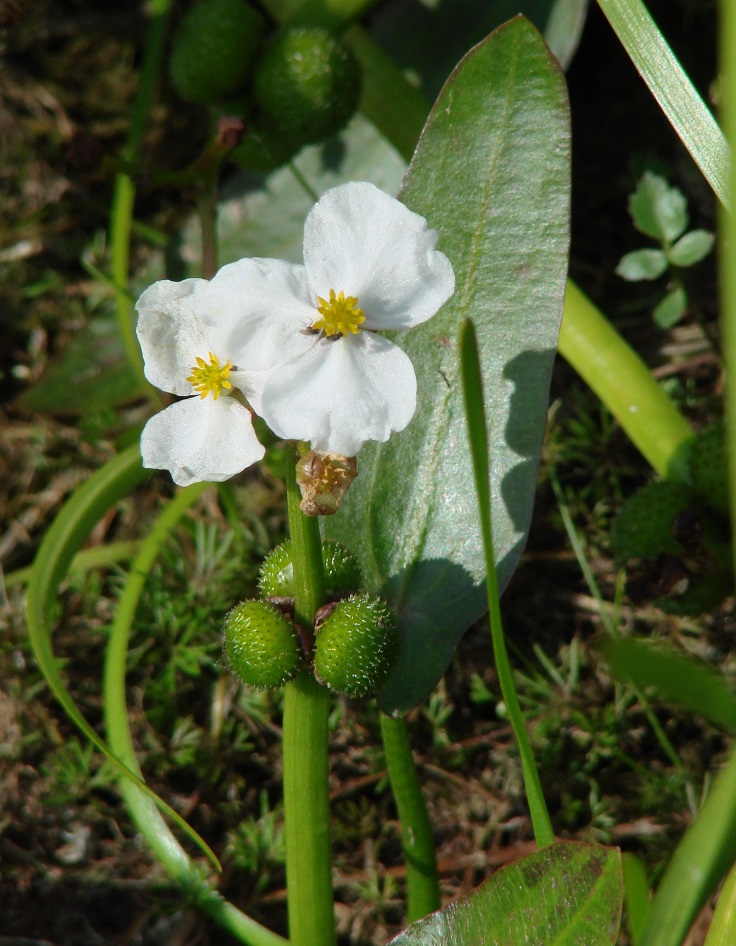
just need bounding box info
[389,842,622,946]
[601,637,736,734]
[653,287,687,329]
[327,17,571,713]
[667,229,715,267]
[628,172,688,243]
[615,248,668,281]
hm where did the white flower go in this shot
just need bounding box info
[136,278,265,486]
[210,181,455,457]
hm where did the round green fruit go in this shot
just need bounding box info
[253,27,362,145]
[223,599,301,689]
[611,480,699,564]
[229,122,297,172]
[258,540,362,598]
[169,0,266,105]
[313,594,397,698]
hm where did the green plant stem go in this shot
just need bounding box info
[460,320,555,848]
[380,714,440,921]
[110,0,172,407]
[103,484,287,946]
[558,281,694,481]
[282,449,335,946]
[596,0,729,209]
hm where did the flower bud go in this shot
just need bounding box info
[258,539,362,598]
[296,449,358,516]
[313,594,397,698]
[223,599,301,689]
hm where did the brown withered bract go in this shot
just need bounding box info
[296,450,358,516]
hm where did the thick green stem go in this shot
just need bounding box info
[282,450,335,946]
[558,281,694,481]
[380,714,440,921]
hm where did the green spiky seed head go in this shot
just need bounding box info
[259,540,362,597]
[688,420,729,516]
[611,480,699,564]
[253,27,362,146]
[223,599,301,689]
[169,0,266,105]
[313,594,397,698]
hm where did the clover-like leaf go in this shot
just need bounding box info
[629,171,688,243]
[616,248,668,281]
[667,229,714,267]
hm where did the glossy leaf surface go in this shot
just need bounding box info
[389,842,622,946]
[327,17,571,712]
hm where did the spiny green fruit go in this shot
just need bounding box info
[688,420,729,516]
[169,0,266,105]
[313,594,397,698]
[611,480,699,564]
[223,599,301,689]
[258,540,362,597]
[253,27,362,146]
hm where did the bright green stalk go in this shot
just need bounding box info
[460,320,555,848]
[103,484,287,946]
[558,281,694,481]
[379,714,440,921]
[597,0,729,209]
[282,451,335,946]
[110,0,172,404]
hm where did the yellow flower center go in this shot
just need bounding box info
[186,352,233,400]
[311,289,365,337]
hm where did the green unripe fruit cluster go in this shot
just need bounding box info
[314,594,397,698]
[611,480,698,564]
[258,539,362,598]
[223,599,301,689]
[253,27,362,146]
[169,0,266,105]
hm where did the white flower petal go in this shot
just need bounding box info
[140,396,264,486]
[203,257,315,373]
[136,279,210,395]
[259,332,417,456]
[303,181,455,330]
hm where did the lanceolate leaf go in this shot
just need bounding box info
[327,17,571,713]
[388,842,622,946]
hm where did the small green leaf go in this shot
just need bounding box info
[389,842,622,946]
[653,286,687,328]
[667,228,715,267]
[629,172,688,243]
[601,637,736,734]
[615,248,668,281]
[327,17,571,714]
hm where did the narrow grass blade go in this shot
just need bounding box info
[25,445,220,870]
[103,484,287,946]
[639,744,736,946]
[623,852,651,946]
[703,862,736,946]
[597,0,729,208]
[459,318,554,848]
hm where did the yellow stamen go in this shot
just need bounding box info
[311,289,365,337]
[186,351,233,400]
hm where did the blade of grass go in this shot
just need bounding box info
[103,484,287,946]
[622,852,651,946]
[459,318,554,848]
[596,0,729,209]
[25,445,220,868]
[703,862,736,946]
